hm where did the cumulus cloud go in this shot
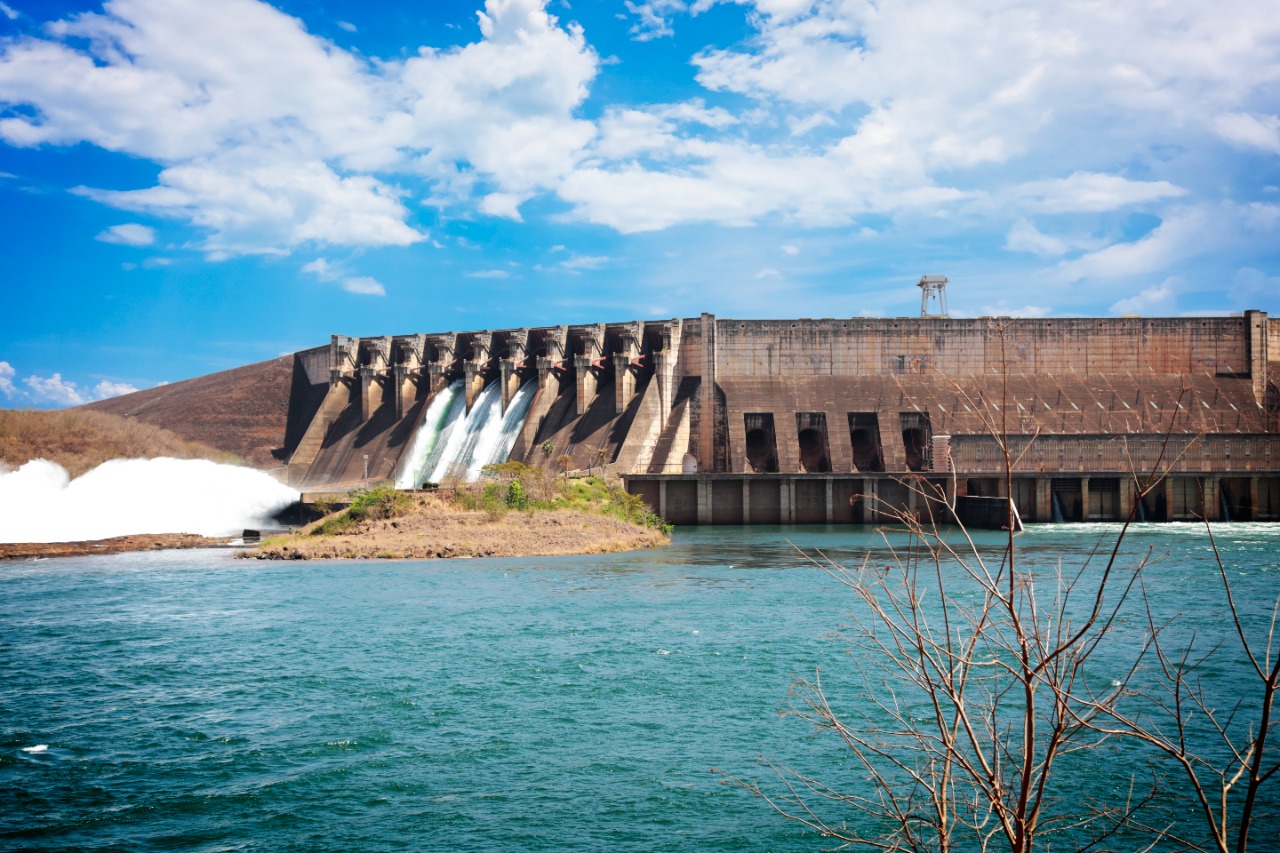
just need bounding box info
[96,223,156,246]
[24,374,87,406]
[12,369,138,407]
[1213,113,1280,154]
[1009,172,1186,214]
[341,276,386,296]
[624,1,679,41]
[1051,203,1274,285]
[0,0,593,254]
[0,361,15,397]
[299,259,385,295]
[1109,280,1179,316]
[0,0,1274,293]
[92,379,141,399]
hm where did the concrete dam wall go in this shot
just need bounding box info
[281,311,1280,524]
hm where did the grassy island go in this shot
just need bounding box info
[247,469,671,561]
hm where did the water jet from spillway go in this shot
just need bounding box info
[0,458,300,544]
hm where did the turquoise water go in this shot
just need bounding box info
[2,524,1278,851]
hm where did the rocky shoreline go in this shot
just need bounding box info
[0,533,235,561]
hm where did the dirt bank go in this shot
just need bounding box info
[246,499,668,560]
[0,533,233,561]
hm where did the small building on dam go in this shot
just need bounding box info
[269,305,1280,526]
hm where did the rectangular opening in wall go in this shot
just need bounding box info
[1051,479,1083,522]
[743,413,779,473]
[1011,479,1036,522]
[899,411,932,472]
[1089,478,1119,520]
[1219,477,1252,521]
[847,413,884,472]
[1169,477,1205,520]
[1139,478,1167,521]
[795,412,832,473]
[1257,478,1279,520]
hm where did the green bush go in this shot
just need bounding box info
[312,486,412,536]
[506,479,528,510]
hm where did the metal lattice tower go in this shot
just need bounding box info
[918,275,949,318]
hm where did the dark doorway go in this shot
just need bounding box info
[796,412,831,473]
[847,413,884,472]
[744,413,779,473]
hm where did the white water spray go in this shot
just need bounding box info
[394,380,464,489]
[0,458,300,544]
[464,380,538,480]
[434,381,504,482]
[395,379,540,484]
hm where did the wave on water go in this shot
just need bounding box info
[0,457,300,544]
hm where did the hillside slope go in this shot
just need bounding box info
[82,355,300,469]
[0,409,230,478]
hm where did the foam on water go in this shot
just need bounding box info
[0,457,300,543]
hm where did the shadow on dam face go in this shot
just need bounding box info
[744,412,779,473]
[796,412,832,473]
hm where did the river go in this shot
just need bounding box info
[2,523,1277,851]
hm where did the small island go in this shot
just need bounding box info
[246,472,672,561]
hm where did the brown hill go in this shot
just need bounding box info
[81,355,302,470]
[0,409,231,478]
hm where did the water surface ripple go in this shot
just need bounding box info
[2,524,1276,851]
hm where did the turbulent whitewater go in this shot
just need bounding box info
[0,457,299,543]
[397,380,538,486]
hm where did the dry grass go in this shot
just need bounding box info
[0,409,234,478]
[246,495,668,560]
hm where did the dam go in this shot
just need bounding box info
[267,305,1280,526]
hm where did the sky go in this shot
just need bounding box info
[0,0,1278,408]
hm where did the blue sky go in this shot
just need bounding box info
[1,0,1278,407]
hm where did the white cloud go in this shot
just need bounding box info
[24,374,87,406]
[341,276,386,296]
[302,258,337,279]
[1229,267,1280,308]
[0,0,1274,276]
[96,223,156,246]
[560,254,610,271]
[1009,172,1185,214]
[1004,220,1068,258]
[337,20,357,33]
[624,1,681,41]
[1050,203,1273,285]
[92,379,140,399]
[0,0,593,254]
[1213,113,1280,154]
[755,267,781,279]
[468,269,511,279]
[78,156,423,255]
[12,369,139,406]
[1109,280,1178,315]
[781,244,799,255]
[0,3,17,21]
[480,192,526,220]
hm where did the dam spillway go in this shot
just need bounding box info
[279,311,1280,524]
